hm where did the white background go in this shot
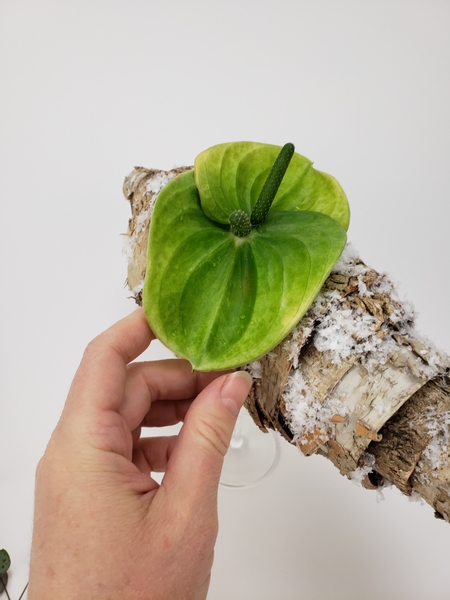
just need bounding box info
[1,1,450,598]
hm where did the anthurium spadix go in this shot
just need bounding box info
[143,141,350,371]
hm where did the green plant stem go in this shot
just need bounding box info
[0,576,11,600]
[17,582,28,600]
[250,142,295,225]
[0,575,27,600]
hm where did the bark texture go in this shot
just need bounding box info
[123,166,450,522]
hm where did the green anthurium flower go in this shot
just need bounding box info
[144,141,349,371]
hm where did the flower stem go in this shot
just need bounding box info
[250,142,295,225]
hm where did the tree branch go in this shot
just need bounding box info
[123,166,450,522]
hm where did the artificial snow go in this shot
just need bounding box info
[349,452,376,486]
[314,244,441,378]
[121,233,135,263]
[248,360,263,379]
[415,407,450,484]
[282,242,447,447]
[313,307,378,363]
[331,242,367,277]
[145,172,173,194]
[283,369,348,446]
[130,282,143,298]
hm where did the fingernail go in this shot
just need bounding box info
[219,371,253,416]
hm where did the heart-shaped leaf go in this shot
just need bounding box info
[144,142,349,371]
[0,549,11,576]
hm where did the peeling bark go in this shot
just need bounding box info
[123,166,450,522]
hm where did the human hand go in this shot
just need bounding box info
[28,308,252,599]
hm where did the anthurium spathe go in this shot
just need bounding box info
[143,141,349,371]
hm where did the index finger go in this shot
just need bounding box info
[120,360,226,431]
[64,308,155,417]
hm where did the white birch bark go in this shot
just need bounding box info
[122,166,450,523]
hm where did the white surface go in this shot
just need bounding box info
[1,1,450,598]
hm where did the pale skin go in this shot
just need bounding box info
[28,308,253,599]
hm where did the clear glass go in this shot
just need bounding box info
[220,408,280,488]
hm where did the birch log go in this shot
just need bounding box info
[123,166,450,522]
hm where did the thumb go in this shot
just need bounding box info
[161,370,253,505]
